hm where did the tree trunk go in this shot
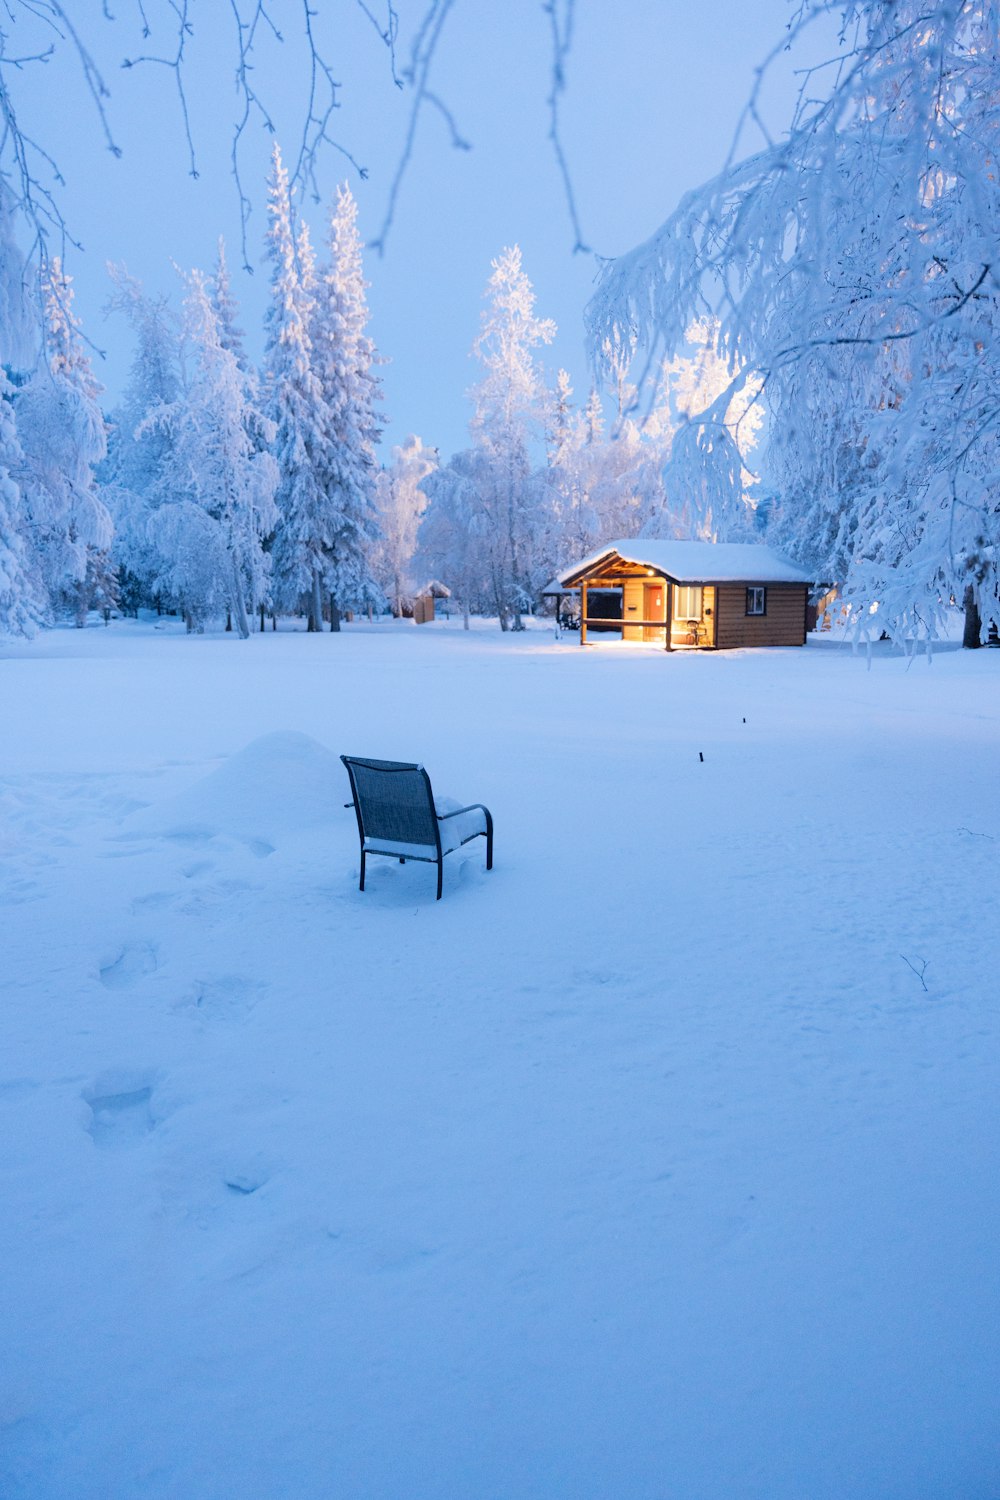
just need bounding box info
[272,613,277,632]
[231,593,251,640]
[310,571,323,633]
[329,594,342,633]
[963,585,982,649]
[259,604,266,633]
[463,599,470,630]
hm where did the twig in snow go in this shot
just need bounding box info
[900,954,929,992]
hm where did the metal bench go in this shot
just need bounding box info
[341,755,494,901]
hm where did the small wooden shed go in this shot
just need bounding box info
[558,540,812,650]
[413,580,451,625]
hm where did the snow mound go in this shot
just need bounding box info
[126,731,345,848]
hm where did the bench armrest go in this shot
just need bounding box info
[437,802,490,822]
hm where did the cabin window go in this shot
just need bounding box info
[746,587,767,616]
[674,585,703,619]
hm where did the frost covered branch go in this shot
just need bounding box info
[544,0,588,255]
[587,0,1000,645]
[1,0,590,292]
[369,0,460,255]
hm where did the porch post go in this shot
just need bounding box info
[664,578,673,651]
[580,580,588,646]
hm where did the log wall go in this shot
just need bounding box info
[714,583,808,649]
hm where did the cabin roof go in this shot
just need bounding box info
[558,539,812,587]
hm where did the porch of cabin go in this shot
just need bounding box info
[579,571,717,650]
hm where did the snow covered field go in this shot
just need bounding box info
[2,617,999,1499]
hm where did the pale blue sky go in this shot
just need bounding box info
[21,1,806,459]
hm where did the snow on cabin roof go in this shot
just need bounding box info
[558,539,812,587]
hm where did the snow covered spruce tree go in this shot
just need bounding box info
[102,265,183,614]
[141,268,278,635]
[466,245,556,629]
[265,151,382,630]
[588,0,1000,646]
[264,146,329,631]
[305,183,383,630]
[15,259,113,625]
[209,238,248,368]
[372,434,437,616]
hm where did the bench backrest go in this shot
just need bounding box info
[341,756,439,849]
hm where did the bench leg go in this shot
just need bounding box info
[359,850,366,892]
[485,813,494,872]
[399,856,405,864]
[436,858,443,901]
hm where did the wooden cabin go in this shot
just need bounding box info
[558,540,812,650]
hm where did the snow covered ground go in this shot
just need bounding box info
[2,615,999,1499]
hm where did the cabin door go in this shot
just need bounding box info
[643,582,666,643]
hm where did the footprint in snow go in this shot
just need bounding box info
[130,890,177,914]
[82,1068,161,1149]
[177,974,265,1022]
[327,1227,439,1276]
[0,875,43,906]
[99,941,159,990]
[224,1160,271,1196]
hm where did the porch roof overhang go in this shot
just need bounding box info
[558,539,813,589]
[540,580,621,598]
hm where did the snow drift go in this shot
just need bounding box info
[125,730,344,848]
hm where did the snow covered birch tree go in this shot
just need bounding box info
[417,449,492,628]
[467,245,555,629]
[16,258,112,623]
[588,0,1000,645]
[0,369,42,636]
[373,434,437,616]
